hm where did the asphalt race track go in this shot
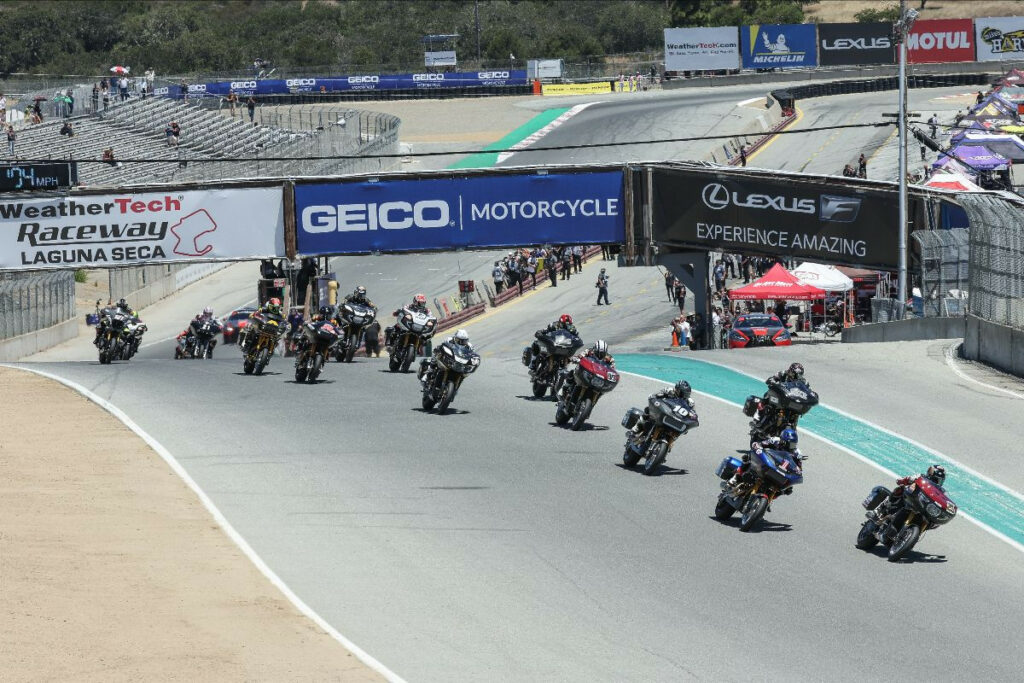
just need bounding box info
[18,84,1024,682]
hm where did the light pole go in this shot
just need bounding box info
[474,0,481,62]
[895,0,919,313]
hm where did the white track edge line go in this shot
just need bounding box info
[2,363,407,683]
[944,342,1024,401]
[617,369,1024,556]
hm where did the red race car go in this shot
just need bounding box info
[728,313,792,349]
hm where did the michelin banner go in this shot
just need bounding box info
[295,172,624,255]
[741,24,818,68]
[0,188,285,270]
[976,17,1024,61]
[664,27,740,71]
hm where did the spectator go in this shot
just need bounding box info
[842,164,856,178]
[59,121,74,137]
[66,89,74,115]
[679,316,691,347]
[100,77,109,94]
[663,270,674,301]
[725,253,738,279]
[858,153,867,178]
[546,253,558,287]
[91,83,99,110]
[32,99,43,123]
[102,89,110,110]
[526,251,538,287]
[226,90,238,117]
[101,147,120,167]
[144,67,155,92]
[976,90,984,104]
[739,146,747,166]
[118,76,129,101]
[364,320,381,357]
[674,279,686,313]
[246,96,257,124]
[601,243,611,260]
[928,113,938,139]
[491,261,505,294]
[741,254,752,283]
[181,79,189,102]
[165,121,181,146]
[139,80,148,100]
[6,125,15,156]
[0,92,6,124]
[560,247,572,280]
[596,267,610,305]
[572,244,583,273]
[713,259,726,293]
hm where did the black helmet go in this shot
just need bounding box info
[787,362,804,380]
[355,285,366,297]
[926,465,946,487]
[318,305,333,318]
[117,298,128,309]
[673,379,691,399]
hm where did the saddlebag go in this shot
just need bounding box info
[742,395,759,417]
[621,408,643,430]
[862,486,891,510]
[522,346,533,367]
[716,456,743,480]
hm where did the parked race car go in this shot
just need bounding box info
[728,313,792,349]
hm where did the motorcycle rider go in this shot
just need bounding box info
[869,465,947,522]
[529,314,579,371]
[632,379,695,435]
[417,328,472,382]
[386,293,430,349]
[239,297,283,352]
[94,298,138,346]
[175,306,219,358]
[768,362,806,387]
[344,285,376,310]
[727,426,804,490]
[295,305,335,354]
[580,339,614,366]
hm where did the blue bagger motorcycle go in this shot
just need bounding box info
[714,448,805,532]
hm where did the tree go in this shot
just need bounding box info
[855,4,900,23]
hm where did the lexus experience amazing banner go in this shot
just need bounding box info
[651,168,901,269]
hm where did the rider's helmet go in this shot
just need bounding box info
[787,362,804,380]
[780,427,799,452]
[926,465,946,487]
[559,314,573,325]
[266,297,282,316]
[355,285,366,298]
[202,306,213,317]
[452,329,470,347]
[673,379,692,400]
[413,293,427,306]
[592,339,609,360]
[117,298,128,310]
[316,305,333,321]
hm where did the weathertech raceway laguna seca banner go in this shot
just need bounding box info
[0,187,285,270]
[650,168,900,269]
[295,171,624,255]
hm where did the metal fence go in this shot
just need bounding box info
[0,271,76,339]
[912,228,969,318]
[962,193,1024,330]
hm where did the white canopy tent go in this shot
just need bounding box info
[790,262,854,292]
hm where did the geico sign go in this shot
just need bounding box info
[907,31,970,50]
[286,78,316,86]
[188,84,207,92]
[701,183,815,214]
[822,37,891,50]
[230,81,257,89]
[413,73,445,81]
[301,201,450,232]
[477,71,509,79]
[348,76,379,84]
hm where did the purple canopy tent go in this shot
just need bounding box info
[933,144,1009,171]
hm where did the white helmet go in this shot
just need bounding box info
[453,329,470,346]
[593,339,609,358]
[203,306,213,316]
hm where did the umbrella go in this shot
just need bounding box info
[110,65,130,75]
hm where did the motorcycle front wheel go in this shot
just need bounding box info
[739,495,768,532]
[642,441,669,476]
[437,380,456,414]
[554,403,570,425]
[887,524,921,562]
[254,348,270,375]
[422,387,437,411]
[856,521,879,550]
[532,381,547,398]
[570,398,592,431]
[243,357,255,374]
[308,354,323,382]
[389,346,405,372]
[824,323,839,338]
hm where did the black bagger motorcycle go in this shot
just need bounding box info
[388,307,437,373]
[522,328,584,398]
[97,307,130,364]
[335,302,376,363]
[621,395,699,475]
[295,319,341,383]
[176,318,221,359]
[744,379,818,440]
[420,340,480,414]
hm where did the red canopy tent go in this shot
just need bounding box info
[728,263,827,300]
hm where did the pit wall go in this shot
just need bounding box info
[841,317,966,343]
[963,314,1024,378]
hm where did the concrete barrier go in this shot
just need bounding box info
[961,314,1024,378]
[0,317,78,361]
[840,316,965,343]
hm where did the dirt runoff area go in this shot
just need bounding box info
[0,367,384,682]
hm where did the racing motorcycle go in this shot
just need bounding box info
[334,302,376,363]
[856,478,957,562]
[122,318,147,360]
[554,356,619,431]
[621,395,699,475]
[97,307,131,364]
[522,328,584,398]
[420,340,480,414]
[388,307,436,373]
[242,312,284,375]
[176,318,221,360]
[714,448,805,532]
[744,379,819,441]
[294,319,341,383]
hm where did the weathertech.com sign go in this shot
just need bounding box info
[0,188,285,270]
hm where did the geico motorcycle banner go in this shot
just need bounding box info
[741,23,818,68]
[664,27,740,71]
[0,188,285,270]
[651,168,900,269]
[817,23,895,66]
[295,172,624,255]
[976,17,1024,61]
[907,18,975,64]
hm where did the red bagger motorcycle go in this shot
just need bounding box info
[554,356,619,431]
[856,476,958,562]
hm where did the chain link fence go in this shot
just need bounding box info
[961,193,1024,330]
[911,228,969,318]
[0,271,76,339]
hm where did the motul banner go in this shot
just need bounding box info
[817,23,895,66]
[908,19,975,63]
[0,188,286,270]
[651,168,901,269]
[976,17,1024,61]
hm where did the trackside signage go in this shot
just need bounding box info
[907,18,975,63]
[0,188,285,270]
[817,23,895,66]
[294,172,624,255]
[651,168,900,269]
[976,17,1024,61]
[741,23,818,68]
[664,27,740,71]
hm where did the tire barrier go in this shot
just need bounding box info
[434,302,486,333]
[770,72,989,106]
